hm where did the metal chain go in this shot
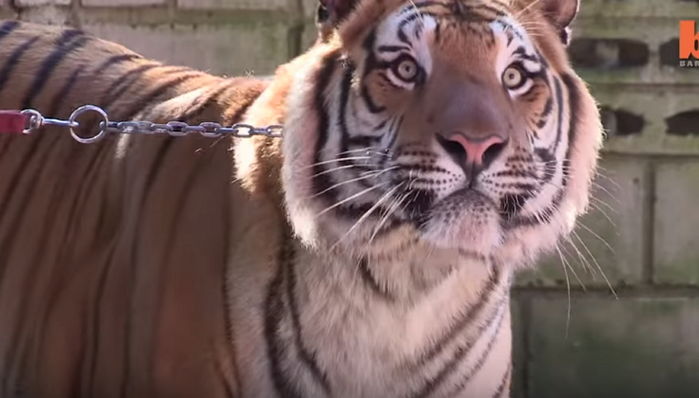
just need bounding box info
[18,105,283,144]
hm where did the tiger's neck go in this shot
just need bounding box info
[256,238,514,398]
[231,49,514,397]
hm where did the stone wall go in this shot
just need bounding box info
[515,1,699,396]
[2,0,699,396]
[0,0,319,76]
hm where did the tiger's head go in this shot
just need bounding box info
[283,0,601,268]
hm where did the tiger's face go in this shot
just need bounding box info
[283,0,601,267]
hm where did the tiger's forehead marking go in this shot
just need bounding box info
[375,1,538,61]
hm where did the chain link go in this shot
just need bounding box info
[18,105,283,144]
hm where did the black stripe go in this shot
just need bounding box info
[400,1,443,14]
[56,28,84,46]
[211,91,264,396]
[22,34,89,109]
[119,71,202,119]
[0,36,40,93]
[463,3,506,18]
[4,154,80,397]
[39,143,109,397]
[537,96,553,128]
[339,59,355,143]
[415,17,425,39]
[399,164,449,174]
[360,32,387,114]
[505,74,582,230]
[412,296,507,398]
[347,135,381,148]
[311,50,341,199]
[377,45,411,53]
[0,132,62,394]
[410,266,502,368]
[264,241,303,398]
[48,64,85,117]
[119,138,175,398]
[286,249,332,394]
[377,72,402,90]
[398,11,440,43]
[0,20,20,43]
[375,118,390,130]
[338,62,380,190]
[445,304,509,396]
[81,144,120,396]
[551,77,564,152]
[503,182,537,191]
[492,363,512,398]
[505,195,559,228]
[87,238,116,395]
[359,258,394,299]
[92,53,142,76]
[560,74,581,160]
[434,20,442,43]
[332,202,371,219]
[534,147,557,184]
[384,116,403,159]
[99,63,161,108]
[492,169,536,179]
[360,78,387,114]
[458,249,488,264]
[214,355,236,398]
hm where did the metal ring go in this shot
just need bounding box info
[69,105,109,144]
[20,109,43,135]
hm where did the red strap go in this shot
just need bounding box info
[0,111,28,134]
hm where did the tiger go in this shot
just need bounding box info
[0,0,602,397]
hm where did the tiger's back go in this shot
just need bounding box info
[0,20,273,397]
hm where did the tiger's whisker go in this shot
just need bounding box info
[577,221,616,255]
[301,156,373,170]
[554,244,573,338]
[563,235,595,278]
[310,167,398,198]
[588,201,618,229]
[330,182,406,250]
[370,189,411,243]
[315,182,390,218]
[311,164,364,178]
[572,230,618,299]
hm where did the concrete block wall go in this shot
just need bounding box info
[515,0,699,396]
[0,0,318,76]
[2,0,699,396]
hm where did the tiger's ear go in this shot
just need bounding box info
[316,0,361,42]
[538,0,580,45]
[317,0,360,27]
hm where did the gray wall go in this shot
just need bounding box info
[1,0,699,396]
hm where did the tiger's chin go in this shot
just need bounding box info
[418,189,503,258]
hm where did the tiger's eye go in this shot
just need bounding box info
[502,66,525,90]
[394,58,419,82]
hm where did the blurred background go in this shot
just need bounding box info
[1,0,698,396]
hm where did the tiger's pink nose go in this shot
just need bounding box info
[442,133,507,167]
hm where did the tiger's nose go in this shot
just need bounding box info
[438,133,508,169]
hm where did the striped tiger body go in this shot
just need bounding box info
[0,20,271,398]
[0,0,602,397]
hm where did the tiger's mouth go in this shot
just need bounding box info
[349,145,563,255]
[403,187,495,225]
[393,181,503,254]
[298,137,563,258]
